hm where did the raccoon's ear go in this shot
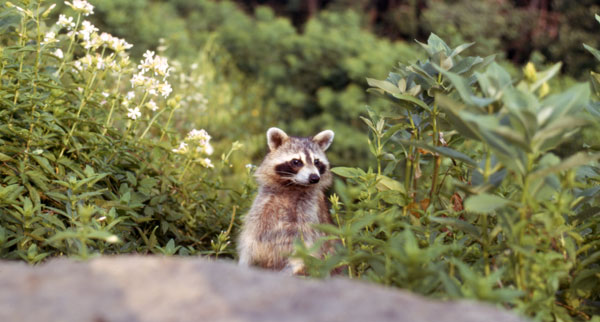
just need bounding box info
[313,130,334,151]
[266,127,289,151]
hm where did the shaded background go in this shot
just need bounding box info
[48,0,600,170]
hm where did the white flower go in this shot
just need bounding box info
[102,92,110,98]
[130,72,147,87]
[127,107,141,120]
[72,60,82,71]
[146,100,158,111]
[201,158,214,168]
[187,129,211,143]
[172,142,188,154]
[78,21,98,42]
[96,57,105,70]
[110,37,133,52]
[43,31,57,44]
[245,164,254,169]
[139,50,171,79]
[106,235,119,243]
[64,0,94,16]
[126,91,135,100]
[78,54,94,68]
[197,142,213,155]
[53,48,64,59]
[157,82,172,98]
[57,14,76,30]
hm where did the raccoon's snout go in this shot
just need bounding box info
[308,174,320,184]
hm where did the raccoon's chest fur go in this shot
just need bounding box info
[237,188,329,271]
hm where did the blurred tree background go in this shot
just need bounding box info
[43,0,599,170]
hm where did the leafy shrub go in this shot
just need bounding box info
[0,0,247,262]
[295,34,600,320]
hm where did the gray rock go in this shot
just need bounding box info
[0,256,528,322]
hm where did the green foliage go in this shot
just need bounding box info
[81,0,422,168]
[295,34,600,320]
[0,0,249,261]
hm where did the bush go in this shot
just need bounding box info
[0,0,248,262]
[295,34,600,320]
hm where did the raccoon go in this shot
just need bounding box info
[237,127,335,274]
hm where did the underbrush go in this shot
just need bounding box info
[0,0,249,261]
[295,34,600,320]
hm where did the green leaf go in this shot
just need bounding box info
[539,83,591,127]
[391,93,431,112]
[449,42,475,58]
[475,62,513,99]
[398,140,476,166]
[530,152,600,180]
[331,167,366,178]
[366,78,401,95]
[433,64,495,107]
[464,193,511,214]
[529,62,562,92]
[435,95,483,140]
[584,43,600,62]
[376,175,406,194]
[430,216,481,239]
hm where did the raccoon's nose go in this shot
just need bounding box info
[308,174,320,184]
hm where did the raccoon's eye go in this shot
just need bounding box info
[291,159,303,166]
[314,159,321,166]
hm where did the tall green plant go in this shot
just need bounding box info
[296,34,600,320]
[0,0,246,261]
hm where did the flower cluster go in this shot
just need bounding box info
[64,0,94,16]
[171,60,209,111]
[42,31,57,45]
[57,14,76,30]
[130,50,173,99]
[172,129,214,168]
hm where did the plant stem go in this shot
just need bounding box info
[178,159,193,181]
[102,73,122,134]
[139,108,165,139]
[56,13,81,77]
[159,106,178,142]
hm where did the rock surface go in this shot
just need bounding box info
[0,256,527,322]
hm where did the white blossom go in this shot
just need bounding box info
[72,60,82,71]
[139,50,171,79]
[187,129,211,143]
[157,82,172,98]
[106,235,119,243]
[127,107,141,120]
[197,142,213,155]
[43,31,57,44]
[146,100,158,111]
[64,0,94,16]
[200,158,214,168]
[172,142,188,154]
[126,91,135,100]
[53,48,64,59]
[57,14,76,30]
[78,21,98,43]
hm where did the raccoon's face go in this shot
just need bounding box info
[256,127,334,189]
